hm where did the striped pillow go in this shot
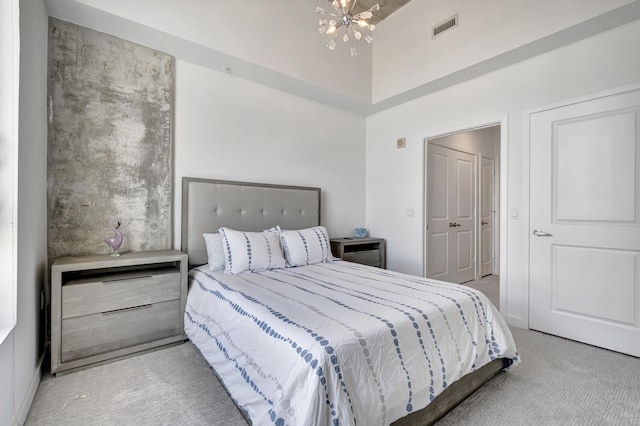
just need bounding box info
[218,227,286,274]
[280,226,333,267]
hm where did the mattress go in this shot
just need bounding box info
[185,261,519,426]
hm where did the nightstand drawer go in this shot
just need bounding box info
[61,299,180,362]
[343,250,382,267]
[62,268,181,319]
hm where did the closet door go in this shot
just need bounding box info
[427,144,476,283]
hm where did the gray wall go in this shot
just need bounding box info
[0,0,48,424]
[47,19,174,259]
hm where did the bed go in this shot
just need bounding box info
[181,177,519,426]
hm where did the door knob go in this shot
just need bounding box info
[481,221,488,225]
[532,229,553,237]
[449,222,461,227]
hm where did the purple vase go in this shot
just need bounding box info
[103,218,124,256]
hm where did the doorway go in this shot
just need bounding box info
[425,125,500,284]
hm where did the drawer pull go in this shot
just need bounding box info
[101,304,153,315]
[102,275,153,284]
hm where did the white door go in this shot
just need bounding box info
[427,144,476,283]
[529,89,640,357]
[480,157,494,277]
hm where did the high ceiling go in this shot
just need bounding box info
[350,0,413,25]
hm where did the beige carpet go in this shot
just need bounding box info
[462,274,499,307]
[26,343,247,426]
[440,326,640,425]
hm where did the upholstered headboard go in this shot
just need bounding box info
[181,177,321,267]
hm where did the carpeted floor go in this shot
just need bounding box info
[26,342,247,426]
[25,273,639,425]
[462,274,499,307]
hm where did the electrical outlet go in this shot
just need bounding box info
[396,137,406,149]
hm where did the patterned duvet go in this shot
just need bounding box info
[185,261,519,426]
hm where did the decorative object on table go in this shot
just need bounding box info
[103,218,124,257]
[354,227,368,238]
[316,0,379,56]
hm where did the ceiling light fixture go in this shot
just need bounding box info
[316,0,379,56]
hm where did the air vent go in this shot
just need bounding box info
[432,14,458,38]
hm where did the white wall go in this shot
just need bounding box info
[49,0,373,104]
[428,126,499,156]
[365,19,640,327]
[0,341,13,424]
[0,0,49,425]
[373,0,635,102]
[173,61,366,243]
[0,0,18,334]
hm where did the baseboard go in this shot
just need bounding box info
[15,351,45,425]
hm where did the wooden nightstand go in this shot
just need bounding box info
[51,249,188,375]
[330,237,386,269]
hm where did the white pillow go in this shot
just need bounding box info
[203,233,225,271]
[218,227,286,274]
[279,226,333,267]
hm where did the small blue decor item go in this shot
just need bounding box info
[354,228,368,238]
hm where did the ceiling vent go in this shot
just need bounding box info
[432,14,458,38]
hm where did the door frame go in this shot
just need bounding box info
[423,116,508,310]
[480,155,496,278]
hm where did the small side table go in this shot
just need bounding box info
[330,237,386,269]
[50,249,188,375]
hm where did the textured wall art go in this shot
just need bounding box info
[47,18,174,258]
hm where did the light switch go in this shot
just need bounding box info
[510,208,519,219]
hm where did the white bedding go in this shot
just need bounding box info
[185,261,519,426]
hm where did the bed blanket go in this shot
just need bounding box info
[185,261,519,426]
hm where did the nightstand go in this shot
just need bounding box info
[330,237,386,269]
[51,249,188,375]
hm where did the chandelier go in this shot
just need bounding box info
[316,0,380,56]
